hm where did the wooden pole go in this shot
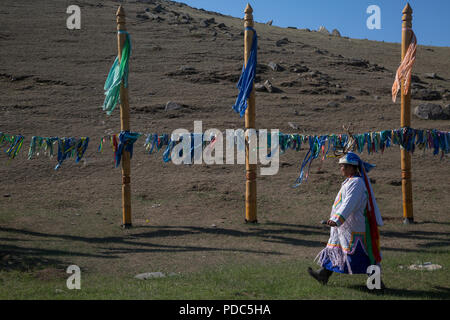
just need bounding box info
[244,4,257,223]
[401,3,414,224]
[116,6,132,228]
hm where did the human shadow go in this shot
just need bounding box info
[132,224,328,248]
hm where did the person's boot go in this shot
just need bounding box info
[307,267,333,285]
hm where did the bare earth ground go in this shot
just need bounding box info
[0,0,449,286]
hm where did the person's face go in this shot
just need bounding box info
[340,163,357,177]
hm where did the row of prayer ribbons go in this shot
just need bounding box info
[1,128,449,177]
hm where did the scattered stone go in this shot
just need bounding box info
[199,17,215,28]
[289,64,309,73]
[331,29,341,37]
[287,26,297,29]
[412,88,442,101]
[263,80,282,93]
[359,89,370,96]
[280,80,301,87]
[136,13,149,20]
[281,95,288,100]
[153,4,164,14]
[167,66,198,76]
[268,61,284,72]
[165,101,183,111]
[411,83,427,90]
[224,32,234,39]
[135,272,166,280]
[217,23,227,29]
[424,72,443,80]
[373,95,380,100]
[288,122,299,130]
[389,180,402,186]
[55,289,64,294]
[444,104,450,117]
[414,103,449,120]
[266,20,273,26]
[314,49,326,54]
[318,26,329,34]
[306,70,320,78]
[411,75,426,84]
[254,83,266,92]
[264,80,274,93]
[276,37,290,47]
[408,263,442,271]
[3,194,11,197]
[136,11,164,22]
[344,95,355,101]
[180,66,197,74]
[149,45,162,51]
[177,14,192,24]
[347,58,369,68]
[327,101,339,108]
[199,19,210,28]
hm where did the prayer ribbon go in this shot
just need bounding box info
[232,27,257,117]
[102,31,132,115]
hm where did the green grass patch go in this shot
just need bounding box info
[0,251,448,300]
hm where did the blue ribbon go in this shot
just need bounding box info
[115,131,141,167]
[293,135,327,187]
[232,27,257,117]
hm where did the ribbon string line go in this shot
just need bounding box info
[1,128,449,180]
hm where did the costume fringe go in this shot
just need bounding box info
[314,246,350,273]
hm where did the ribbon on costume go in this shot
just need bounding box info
[102,31,132,115]
[232,27,257,117]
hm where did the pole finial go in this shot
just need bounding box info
[245,3,253,14]
[116,5,125,17]
[402,3,412,15]
[402,3,412,26]
[116,5,126,31]
[244,3,254,27]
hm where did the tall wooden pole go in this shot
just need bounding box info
[401,3,414,224]
[117,6,132,228]
[244,4,257,223]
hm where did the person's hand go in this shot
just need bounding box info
[327,220,337,227]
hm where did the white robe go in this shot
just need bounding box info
[316,176,383,273]
[328,176,369,252]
